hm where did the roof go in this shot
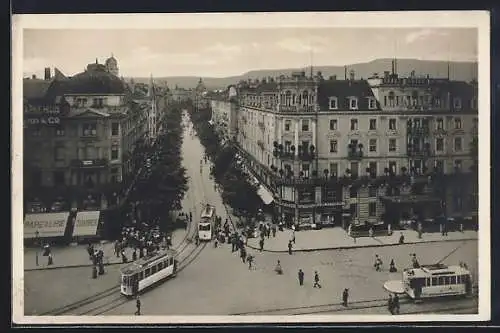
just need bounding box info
[256,81,278,93]
[403,264,470,278]
[317,79,381,111]
[23,79,52,101]
[120,249,177,275]
[63,65,125,95]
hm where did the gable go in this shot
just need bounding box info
[67,108,110,118]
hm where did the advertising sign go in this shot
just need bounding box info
[24,212,70,239]
[72,211,101,237]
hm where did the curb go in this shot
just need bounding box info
[25,260,125,272]
[245,237,478,253]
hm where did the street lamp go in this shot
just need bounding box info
[35,229,39,266]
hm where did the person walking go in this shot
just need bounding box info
[313,271,321,288]
[292,229,296,244]
[298,269,304,286]
[288,240,293,255]
[388,294,394,314]
[272,224,277,237]
[259,238,265,252]
[393,294,400,314]
[135,296,141,315]
[247,254,254,270]
[342,288,349,307]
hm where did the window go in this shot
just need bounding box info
[301,163,310,177]
[329,140,338,153]
[284,140,292,152]
[436,138,444,152]
[369,119,377,130]
[111,122,120,136]
[436,118,444,130]
[369,202,377,217]
[350,203,357,217]
[82,123,97,137]
[329,119,338,130]
[435,160,444,173]
[389,139,397,152]
[369,139,377,152]
[111,146,119,160]
[301,119,309,132]
[349,98,358,110]
[55,125,65,136]
[454,137,463,151]
[431,277,438,286]
[350,187,358,198]
[284,120,291,131]
[369,162,377,176]
[454,118,462,129]
[350,119,358,131]
[329,163,338,177]
[53,171,65,186]
[388,161,397,174]
[389,118,397,130]
[329,97,338,110]
[453,97,462,109]
[93,98,105,108]
[368,98,376,109]
[384,96,387,106]
[350,162,359,178]
[54,146,65,161]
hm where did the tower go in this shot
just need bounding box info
[105,53,119,76]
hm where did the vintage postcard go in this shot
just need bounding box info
[11,11,490,324]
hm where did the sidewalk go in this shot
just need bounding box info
[245,226,478,252]
[24,227,189,271]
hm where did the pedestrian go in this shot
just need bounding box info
[388,294,394,314]
[135,296,141,315]
[214,237,218,248]
[241,247,247,263]
[411,253,420,268]
[399,232,405,244]
[393,294,400,314]
[47,253,53,266]
[92,265,98,279]
[231,235,236,252]
[259,238,264,252]
[98,261,105,275]
[292,230,296,244]
[313,271,321,288]
[389,259,397,273]
[288,240,293,255]
[247,254,254,270]
[189,212,192,222]
[195,234,199,246]
[374,254,383,271]
[298,269,304,286]
[342,288,349,307]
[368,226,374,238]
[272,224,277,237]
[275,260,283,275]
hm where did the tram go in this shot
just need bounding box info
[120,249,178,297]
[384,263,473,300]
[198,204,216,241]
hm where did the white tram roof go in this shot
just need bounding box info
[200,204,215,218]
[403,263,470,278]
[120,249,177,275]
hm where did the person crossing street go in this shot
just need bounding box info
[313,271,321,288]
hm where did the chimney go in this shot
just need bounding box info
[44,67,51,80]
[384,71,390,79]
[410,70,416,78]
[344,66,347,80]
[32,74,36,80]
[349,70,355,81]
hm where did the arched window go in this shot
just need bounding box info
[292,94,296,105]
[302,91,309,106]
[285,91,292,106]
[280,93,285,105]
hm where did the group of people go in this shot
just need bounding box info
[113,225,172,263]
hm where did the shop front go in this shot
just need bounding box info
[24,211,71,242]
[72,210,102,242]
[316,205,342,228]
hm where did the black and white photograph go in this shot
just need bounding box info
[12,12,490,324]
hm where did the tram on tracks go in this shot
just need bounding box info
[384,263,473,301]
[120,249,178,297]
[198,204,216,241]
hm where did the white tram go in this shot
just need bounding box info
[384,263,473,300]
[120,249,178,297]
[198,204,216,241]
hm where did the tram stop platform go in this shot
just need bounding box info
[245,227,478,253]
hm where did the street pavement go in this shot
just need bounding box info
[102,114,479,316]
[24,112,479,316]
[245,227,478,252]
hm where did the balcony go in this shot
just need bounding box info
[298,152,315,161]
[299,105,316,112]
[347,150,363,160]
[278,105,298,113]
[407,126,430,136]
[407,147,431,158]
[70,158,108,168]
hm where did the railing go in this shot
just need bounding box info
[407,126,430,136]
[278,105,298,112]
[298,152,315,161]
[347,150,363,160]
[407,148,431,157]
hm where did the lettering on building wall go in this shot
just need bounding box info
[25,116,61,125]
[24,219,66,229]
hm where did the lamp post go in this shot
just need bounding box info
[35,230,39,266]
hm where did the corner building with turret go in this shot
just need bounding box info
[232,64,478,230]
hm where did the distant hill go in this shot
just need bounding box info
[128,58,478,90]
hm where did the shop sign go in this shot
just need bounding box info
[25,116,60,125]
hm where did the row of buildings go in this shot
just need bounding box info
[23,55,166,213]
[208,61,479,229]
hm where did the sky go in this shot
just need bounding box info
[23,28,478,78]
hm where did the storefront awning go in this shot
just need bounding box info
[24,212,70,239]
[72,211,101,237]
[257,185,274,205]
[383,280,406,294]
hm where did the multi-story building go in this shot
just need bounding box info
[234,63,478,229]
[208,86,239,143]
[23,57,151,212]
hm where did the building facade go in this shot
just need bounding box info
[23,57,150,212]
[208,86,239,143]
[234,65,478,229]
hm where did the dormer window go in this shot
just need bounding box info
[453,97,462,110]
[368,97,376,110]
[349,97,358,110]
[328,97,338,110]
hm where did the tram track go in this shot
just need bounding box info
[230,294,478,316]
